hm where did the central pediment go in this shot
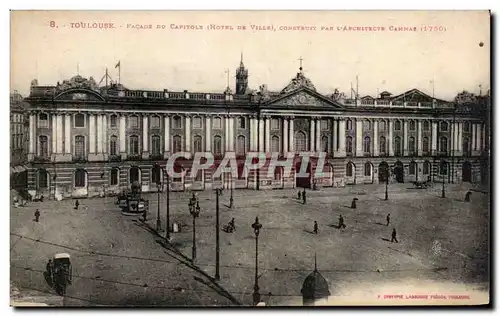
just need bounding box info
[264,88,344,109]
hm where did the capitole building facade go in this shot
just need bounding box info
[24,57,489,199]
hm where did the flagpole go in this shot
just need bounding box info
[350,82,353,99]
[106,68,108,87]
[119,63,121,85]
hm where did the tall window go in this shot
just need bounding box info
[363,136,371,153]
[193,116,202,129]
[75,135,85,158]
[271,119,280,130]
[440,137,448,152]
[346,136,353,154]
[74,113,85,128]
[39,135,48,156]
[274,167,283,181]
[440,121,448,132]
[364,162,372,176]
[346,163,354,177]
[238,117,246,129]
[463,122,470,132]
[38,113,48,128]
[151,135,161,155]
[129,167,140,184]
[363,120,371,131]
[173,135,182,153]
[379,120,386,130]
[38,169,48,188]
[295,132,307,151]
[213,135,222,154]
[129,135,139,155]
[321,119,329,130]
[394,120,401,131]
[321,136,328,152]
[394,136,402,156]
[346,119,353,130]
[110,114,117,128]
[408,136,415,154]
[440,161,448,175]
[213,117,221,129]
[423,161,430,175]
[271,136,280,153]
[409,120,416,131]
[150,115,161,128]
[379,136,386,154]
[409,161,416,175]
[110,135,118,156]
[152,166,161,184]
[423,120,430,131]
[463,137,471,155]
[74,169,86,187]
[128,115,139,128]
[237,135,246,154]
[110,168,119,186]
[193,135,202,152]
[423,136,430,153]
[173,116,182,129]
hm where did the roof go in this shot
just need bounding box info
[54,253,71,259]
[301,269,331,299]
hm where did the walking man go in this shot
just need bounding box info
[229,218,236,232]
[302,189,307,204]
[297,191,301,200]
[74,199,80,210]
[386,214,391,226]
[391,228,399,243]
[142,209,147,222]
[339,215,346,229]
[34,209,40,222]
[313,221,319,234]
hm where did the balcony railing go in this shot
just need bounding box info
[149,154,163,161]
[72,156,88,163]
[109,155,122,162]
[33,156,51,162]
[127,154,142,161]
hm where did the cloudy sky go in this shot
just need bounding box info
[11,10,490,100]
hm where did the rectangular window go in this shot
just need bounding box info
[213,117,222,129]
[150,116,160,128]
[110,169,119,185]
[193,117,202,129]
[128,116,139,129]
[271,119,280,130]
[321,119,329,130]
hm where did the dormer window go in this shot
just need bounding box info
[38,113,48,128]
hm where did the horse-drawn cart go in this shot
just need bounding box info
[50,253,72,296]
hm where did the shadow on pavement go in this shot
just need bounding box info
[380,238,391,242]
[374,222,387,226]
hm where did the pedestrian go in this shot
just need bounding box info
[46,259,53,284]
[339,215,346,229]
[34,209,40,222]
[40,194,44,202]
[464,191,472,202]
[142,209,147,222]
[391,228,399,243]
[302,189,307,204]
[229,218,236,232]
[74,199,80,210]
[351,198,357,209]
[313,221,318,234]
[297,191,301,200]
[386,214,391,226]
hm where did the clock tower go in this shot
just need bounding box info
[235,53,248,95]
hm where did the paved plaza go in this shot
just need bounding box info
[10,182,490,306]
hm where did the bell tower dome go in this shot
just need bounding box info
[235,52,248,95]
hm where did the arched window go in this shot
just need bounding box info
[129,135,140,155]
[74,113,85,128]
[364,162,372,176]
[423,137,430,153]
[394,120,401,131]
[271,118,280,130]
[271,136,280,153]
[151,166,162,184]
[212,117,222,129]
[295,132,307,151]
[394,136,402,156]
[409,161,416,175]
[408,136,415,154]
[440,160,448,175]
[463,137,471,156]
[409,120,416,131]
[238,117,246,129]
[38,169,48,188]
[193,135,202,152]
[423,120,430,131]
[463,122,470,132]
[173,116,182,129]
[379,120,386,130]
[346,119,353,130]
[74,169,86,187]
[213,135,222,154]
[363,136,371,153]
[379,136,386,154]
[346,136,353,154]
[423,161,431,175]
[38,113,48,128]
[129,167,140,184]
[150,115,161,128]
[440,137,448,152]
[192,116,202,129]
[128,115,139,129]
[110,114,118,128]
[173,135,182,153]
[363,120,371,131]
[110,168,119,186]
[321,136,329,152]
[237,135,246,154]
[151,135,161,155]
[440,121,448,132]
[110,135,118,156]
[75,135,85,158]
[346,163,354,177]
[39,135,48,156]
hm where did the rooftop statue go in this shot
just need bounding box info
[281,71,317,94]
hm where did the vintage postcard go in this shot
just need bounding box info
[9,10,490,307]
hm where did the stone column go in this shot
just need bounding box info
[102,115,108,158]
[355,119,363,156]
[258,118,264,151]
[119,115,126,158]
[481,124,485,151]
[163,115,170,158]
[264,117,270,152]
[185,116,191,152]
[471,124,477,151]
[97,114,103,153]
[309,119,315,152]
[431,121,438,153]
[229,116,235,151]
[55,115,63,155]
[142,116,149,158]
[456,122,462,156]
[403,120,409,156]
[388,120,394,156]
[332,119,338,152]
[28,113,35,159]
[337,119,346,157]
[475,124,481,152]
[417,120,423,156]
[205,116,211,152]
[289,117,294,152]
[225,117,230,151]
[89,114,96,154]
[51,114,57,155]
[64,114,71,155]
[373,120,379,156]
[283,118,289,153]
[315,118,321,152]
[252,117,259,151]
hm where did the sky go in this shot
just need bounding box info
[10,10,490,100]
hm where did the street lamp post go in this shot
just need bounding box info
[441,172,446,198]
[156,181,163,232]
[252,217,262,306]
[165,172,171,241]
[229,176,234,209]
[215,188,223,280]
[189,194,200,262]
[384,167,391,201]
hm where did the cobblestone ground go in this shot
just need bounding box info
[11,182,490,306]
